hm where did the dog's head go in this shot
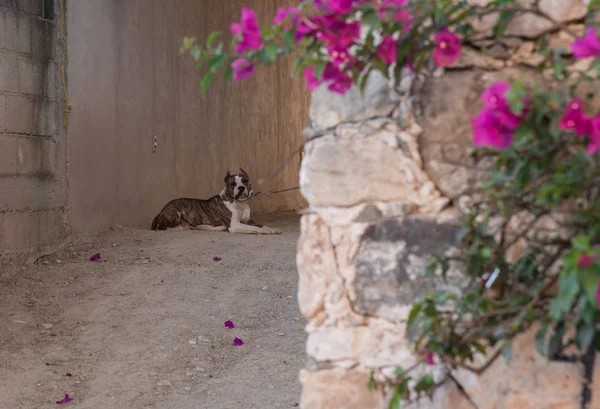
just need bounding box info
[223,168,253,202]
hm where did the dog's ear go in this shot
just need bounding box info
[224,170,231,183]
[239,167,248,176]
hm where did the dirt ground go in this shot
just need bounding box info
[0,214,306,409]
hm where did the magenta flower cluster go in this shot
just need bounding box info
[471,82,527,148]
[228,0,462,93]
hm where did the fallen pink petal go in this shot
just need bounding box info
[160,280,164,283]
[224,320,235,329]
[213,256,222,262]
[233,337,244,346]
[89,253,101,262]
[56,394,72,404]
[65,373,72,377]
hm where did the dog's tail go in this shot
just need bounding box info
[151,214,160,231]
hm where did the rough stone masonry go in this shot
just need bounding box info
[296,1,600,408]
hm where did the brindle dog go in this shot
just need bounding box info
[151,168,280,234]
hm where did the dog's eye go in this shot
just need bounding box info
[242,179,248,183]
[230,182,236,187]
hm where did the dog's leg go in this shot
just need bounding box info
[194,225,227,232]
[228,222,281,235]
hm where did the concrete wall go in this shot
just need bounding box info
[1,0,308,261]
[67,0,309,232]
[0,0,68,263]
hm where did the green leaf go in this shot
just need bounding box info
[359,66,373,94]
[206,31,221,48]
[576,323,596,350]
[208,54,226,73]
[263,43,279,63]
[557,272,580,312]
[407,301,424,328]
[535,322,549,355]
[195,54,210,71]
[200,72,215,95]
[224,66,233,82]
[282,31,296,49]
[361,8,381,28]
[367,370,378,391]
[471,342,487,355]
[292,56,304,76]
[502,341,513,363]
[492,10,516,37]
[314,60,327,79]
[190,46,201,61]
[573,235,591,252]
[582,271,600,305]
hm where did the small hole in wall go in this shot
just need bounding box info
[43,0,55,20]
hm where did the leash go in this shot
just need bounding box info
[251,186,300,197]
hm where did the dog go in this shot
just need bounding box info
[151,168,281,234]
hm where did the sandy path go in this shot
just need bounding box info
[0,214,306,409]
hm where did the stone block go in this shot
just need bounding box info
[297,214,340,319]
[31,18,55,58]
[0,135,18,174]
[451,327,582,409]
[300,368,385,409]
[17,136,40,174]
[309,71,396,130]
[6,93,33,134]
[419,68,538,199]
[353,218,461,320]
[300,119,446,210]
[306,322,414,368]
[2,208,64,249]
[32,97,56,136]
[0,51,18,92]
[17,55,44,95]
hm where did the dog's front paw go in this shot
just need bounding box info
[262,227,281,235]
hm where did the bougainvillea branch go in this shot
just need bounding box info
[183,0,600,406]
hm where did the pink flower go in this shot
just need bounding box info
[377,0,412,28]
[481,81,524,129]
[560,98,592,137]
[231,8,263,54]
[56,394,72,404]
[303,66,321,90]
[231,58,255,81]
[596,282,600,308]
[317,18,360,48]
[323,63,353,94]
[471,110,516,148]
[89,253,101,262]
[571,28,600,59]
[273,6,300,30]
[213,256,222,262]
[377,36,397,64]
[578,254,597,268]
[326,45,353,67]
[224,320,235,329]
[433,28,461,67]
[425,351,434,365]
[233,337,244,346]
[326,0,354,13]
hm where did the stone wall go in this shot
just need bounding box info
[0,0,68,268]
[296,1,600,408]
